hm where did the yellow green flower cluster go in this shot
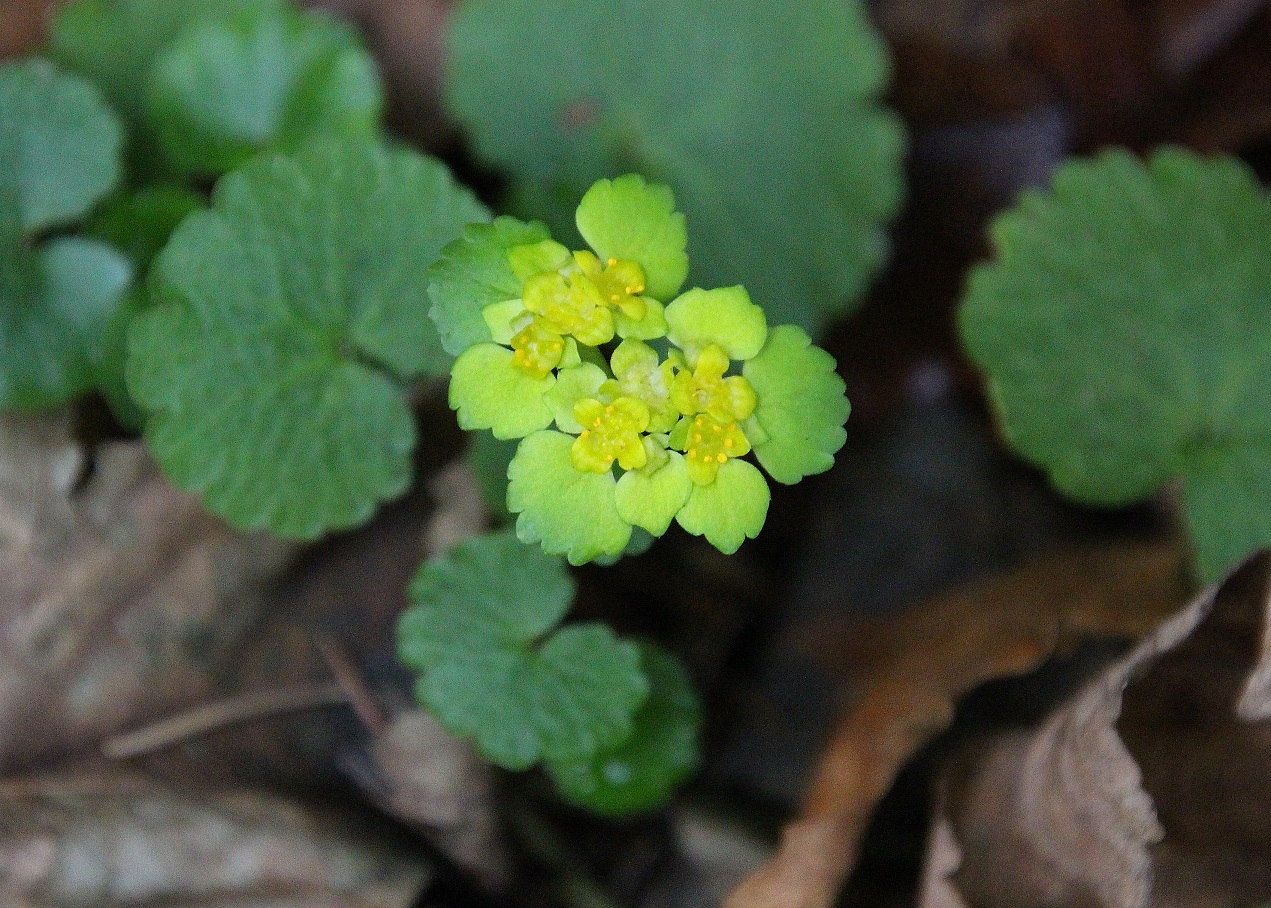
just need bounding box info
[431,175,849,564]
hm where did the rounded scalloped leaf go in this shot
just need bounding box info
[0,237,133,410]
[547,641,700,815]
[446,0,905,333]
[665,286,767,363]
[50,0,282,122]
[960,147,1271,519]
[614,453,692,535]
[743,325,849,484]
[451,344,556,439]
[146,2,382,177]
[508,430,633,564]
[1182,444,1271,585]
[0,58,123,234]
[545,363,607,433]
[130,140,486,538]
[575,175,688,301]
[429,217,552,355]
[675,458,769,554]
[397,529,650,770]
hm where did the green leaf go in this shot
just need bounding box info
[85,185,205,272]
[575,175,688,300]
[467,430,519,515]
[130,140,486,538]
[545,363,607,433]
[507,430,633,564]
[94,286,150,429]
[0,237,132,410]
[960,147,1271,581]
[429,216,552,356]
[665,286,767,363]
[0,58,123,234]
[397,529,648,769]
[49,0,284,123]
[83,185,203,427]
[744,325,849,484]
[450,344,556,439]
[675,458,769,554]
[0,59,131,410]
[146,2,383,176]
[1183,444,1271,584]
[547,641,700,815]
[446,0,905,333]
[615,452,692,535]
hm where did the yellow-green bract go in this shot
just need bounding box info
[432,174,851,564]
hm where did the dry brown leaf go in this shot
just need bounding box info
[0,414,296,771]
[364,709,510,890]
[723,541,1187,908]
[918,550,1271,907]
[0,0,52,59]
[0,766,431,907]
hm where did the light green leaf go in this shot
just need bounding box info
[430,217,552,355]
[446,0,905,332]
[450,344,556,439]
[547,641,700,815]
[146,2,383,176]
[744,325,849,484]
[397,529,648,769]
[960,147,1271,581]
[575,175,688,300]
[615,452,692,535]
[675,458,769,554]
[0,58,123,234]
[508,430,633,564]
[665,286,767,363]
[545,363,606,433]
[130,140,486,537]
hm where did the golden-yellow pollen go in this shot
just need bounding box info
[509,318,566,378]
[607,257,617,266]
[570,395,652,473]
[679,413,752,485]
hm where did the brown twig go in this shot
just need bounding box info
[100,682,349,759]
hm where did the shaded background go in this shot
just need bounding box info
[2,1,1270,906]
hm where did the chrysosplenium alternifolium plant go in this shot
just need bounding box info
[429,175,850,563]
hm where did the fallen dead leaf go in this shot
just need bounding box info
[918,550,1271,907]
[0,412,296,772]
[723,540,1188,908]
[0,766,431,907]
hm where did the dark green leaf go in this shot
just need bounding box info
[547,641,700,815]
[446,0,905,333]
[960,148,1271,582]
[49,0,282,123]
[130,140,487,537]
[0,59,130,410]
[85,185,205,272]
[146,2,383,175]
[397,529,648,770]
